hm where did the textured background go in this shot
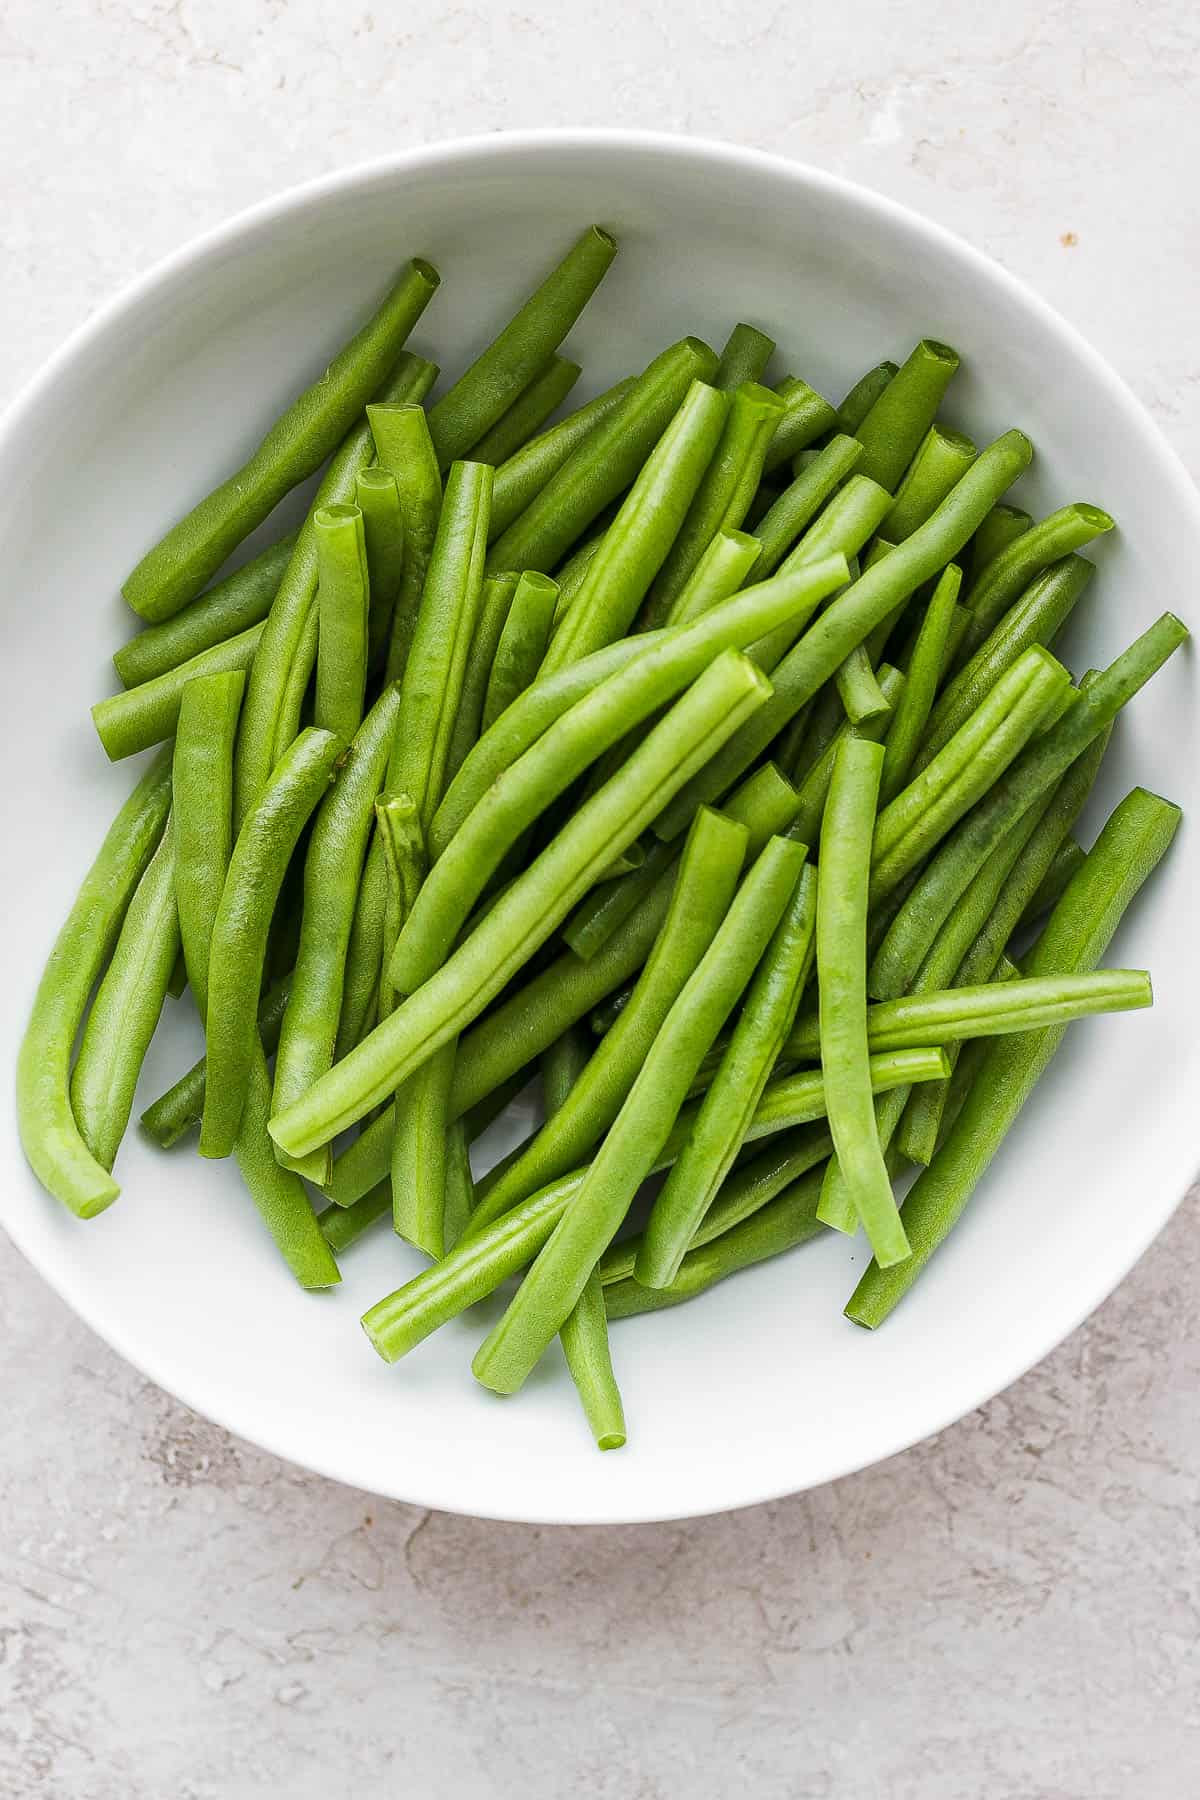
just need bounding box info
[3,4,1199,1795]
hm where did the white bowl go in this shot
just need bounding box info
[2,131,1197,1524]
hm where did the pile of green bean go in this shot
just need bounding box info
[17,224,1186,1453]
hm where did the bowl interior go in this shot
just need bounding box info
[2,134,1197,1523]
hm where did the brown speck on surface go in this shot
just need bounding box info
[1061,231,1079,246]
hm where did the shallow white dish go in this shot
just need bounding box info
[2,130,1197,1524]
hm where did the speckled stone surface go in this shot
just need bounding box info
[3,5,1199,1794]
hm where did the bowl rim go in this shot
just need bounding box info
[4,127,1198,1524]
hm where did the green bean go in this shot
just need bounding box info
[715,322,776,389]
[836,360,899,434]
[173,672,245,1008]
[271,687,401,1180]
[427,227,615,466]
[313,503,369,741]
[763,377,839,473]
[389,460,493,827]
[201,727,343,1157]
[472,836,809,1392]
[755,436,864,577]
[18,750,172,1215]
[392,1039,456,1259]
[666,530,761,626]
[869,645,1072,903]
[487,338,719,575]
[274,605,319,763]
[817,1082,913,1233]
[394,560,845,990]
[445,573,519,787]
[835,644,891,726]
[465,808,748,1240]
[1021,836,1086,925]
[489,379,635,540]
[562,761,800,962]
[882,425,977,541]
[789,664,904,848]
[92,623,262,762]
[482,571,559,731]
[878,565,962,804]
[541,1023,592,1120]
[334,847,385,1056]
[642,382,785,625]
[375,790,425,1022]
[854,339,960,491]
[784,475,891,569]
[236,1052,342,1288]
[123,263,439,622]
[69,815,180,1173]
[637,860,815,1287]
[113,534,297,689]
[558,1271,626,1449]
[549,535,602,624]
[320,1181,391,1253]
[868,614,1187,997]
[817,737,909,1264]
[468,355,582,465]
[140,972,291,1148]
[917,556,1095,769]
[368,402,444,687]
[232,357,433,826]
[271,651,773,1158]
[955,503,1115,665]
[353,467,405,672]
[541,380,729,670]
[969,502,1032,580]
[847,787,1179,1326]
[165,946,187,1000]
[359,1045,942,1360]
[440,1121,475,1254]
[651,429,1036,841]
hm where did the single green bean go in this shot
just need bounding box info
[173,672,245,1008]
[445,573,519,787]
[917,555,1095,768]
[468,355,582,465]
[784,475,891,570]
[763,377,839,473]
[836,360,899,434]
[113,534,296,688]
[92,623,263,761]
[882,425,977,541]
[878,564,962,804]
[18,750,172,1215]
[651,429,1036,841]
[637,859,816,1287]
[271,650,773,1157]
[472,835,809,1392]
[1021,837,1086,926]
[368,402,444,686]
[969,502,1032,581]
[541,379,729,670]
[442,1120,476,1254]
[489,378,636,540]
[755,435,865,577]
[69,816,180,1173]
[392,1039,456,1259]
[465,808,748,1240]
[817,737,909,1265]
[123,263,439,621]
[550,534,603,624]
[817,1081,913,1233]
[233,356,433,826]
[202,727,343,1157]
[868,613,1188,997]
[140,972,291,1148]
[541,1023,592,1120]
[354,467,405,673]
[789,664,904,848]
[334,846,385,1056]
[320,1181,392,1253]
[314,503,369,741]
[955,503,1115,665]
[666,529,761,626]
[375,789,425,1021]
[559,1272,627,1450]
[271,687,401,1180]
[854,339,960,491]
[482,571,559,731]
[642,382,785,625]
[487,337,719,575]
[395,559,845,989]
[427,227,615,466]
[714,322,776,390]
[847,787,1180,1326]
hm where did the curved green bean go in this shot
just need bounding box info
[468,355,582,465]
[113,534,296,689]
[140,972,290,1148]
[854,339,960,491]
[955,502,1114,665]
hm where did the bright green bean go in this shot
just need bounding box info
[559,1271,627,1449]
[763,377,838,473]
[541,379,729,670]
[854,339,960,491]
[847,787,1179,1326]
[354,467,405,673]
[789,664,903,849]
[202,727,343,1157]
[489,379,635,540]
[878,564,962,804]
[482,571,559,731]
[113,534,296,689]
[314,503,369,741]
[173,672,244,1008]
[969,502,1032,580]
[140,972,291,1148]
[392,1039,456,1259]
[755,435,864,577]
[445,573,519,787]
[487,338,717,576]
[836,360,899,434]
[666,529,761,626]
[714,322,776,390]
[868,614,1187,997]
[817,1082,913,1233]
[320,1181,391,1253]
[427,227,615,466]
[123,263,439,621]
[955,503,1115,665]
[92,623,262,762]
[1021,836,1086,925]
[883,425,977,541]
[468,355,582,465]
[784,475,891,570]
[334,847,385,1057]
[368,402,444,687]
[442,1120,475,1254]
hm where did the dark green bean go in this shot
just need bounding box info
[482,571,560,732]
[428,227,615,466]
[1021,836,1086,925]
[444,573,519,787]
[123,263,439,621]
[113,534,296,689]
[140,972,291,1148]
[468,355,582,465]
[955,503,1114,665]
[853,339,960,491]
[714,322,776,390]
[847,787,1180,1326]
[354,467,405,672]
